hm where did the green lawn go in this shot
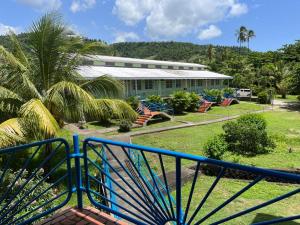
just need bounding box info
[275,95,299,102]
[174,102,267,123]
[133,109,300,170]
[178,176,300,224]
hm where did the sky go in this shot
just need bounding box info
[0,0,299,52]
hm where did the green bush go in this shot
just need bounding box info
[118,119,132,132]
[204,134,228,160]
[223,87,235,96]
[126,96,139,110]
[297,95,300,101]
[169,91,190,114]
[258,91,270,104]
[147,95,163,104]
[222,114,275,156]
[0,169,55,223]
[187,92,200,112]
[204,89,223,103]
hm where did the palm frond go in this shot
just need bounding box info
[46,81,100,122]
[8,31,30,68]
[0,45,42,100]
[20,99,59,139]
[80,75,123,98]
[93,99,138,122]
[0,86,23,121]
[0,118,25,149]
[0,45,27,72]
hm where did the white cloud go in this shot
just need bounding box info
[0,23,22,35]
[113,0,248,38]
[113,0,156,26]
[114,32,139,43]
[70,0,96,13]
[198,25,222,40]
[17,0,62,11]
[229,3,248,16]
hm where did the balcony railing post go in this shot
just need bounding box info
[73,134,83,209]
[176,157,182,224]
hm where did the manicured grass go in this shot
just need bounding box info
[133,109,300,170]
[174,102,267,123]
[178,176,300,224]
[275,95,299,102]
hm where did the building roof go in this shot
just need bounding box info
[77,66,232,80]
[84,55,207,69]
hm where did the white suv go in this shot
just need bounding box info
[237,89,252,98]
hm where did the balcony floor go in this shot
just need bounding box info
[37,207,128,225]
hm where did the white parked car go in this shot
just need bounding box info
[237,89,252,98]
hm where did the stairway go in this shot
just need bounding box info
[134,114,152,126]
[198,101,213,113]
[220,98,239,107]
[134,104,172,126]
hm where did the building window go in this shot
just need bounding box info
[168,66,173,69]
[141,64,148,68]
[191,80,195,87]
[133,63,141,68]
[105,62,115,66]
[125,63,133,67]
[197,80,203,86]
[145,80,154,89]
[166,80,173,88]
[175,80,181,88]
[82,59,94,65]
[179,66,184,70]
[189,67,193,70]
[155,65,162,69]
[132,80,141,90]
[211,80,215,86]
[216,80,220,85]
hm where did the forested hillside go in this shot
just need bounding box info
[1,33,300,96]
[111,41,249,62]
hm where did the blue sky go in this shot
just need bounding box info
[0,0,299,52]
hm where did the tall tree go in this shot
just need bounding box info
[0,13,137,148]
[236,26,247,53]
[246,30,256,50]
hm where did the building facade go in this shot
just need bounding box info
[77,55,232,99]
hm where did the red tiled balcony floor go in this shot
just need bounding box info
[37,207,128,225]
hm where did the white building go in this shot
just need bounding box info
[77,55,232,98]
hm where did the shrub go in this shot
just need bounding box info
[258,91,270,104]
[297,95,300,101]
[118,119,132,132]
[126,96,139,110]
[187,92,200,112]
[204,89,222,103]
[204,134,228,160]
[147,95,163,104]
[0,169,55,223]
[169,91,190,114]
[222,114,275,156]
[223,87,235,98]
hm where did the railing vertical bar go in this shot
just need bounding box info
[187,167,225,225]
[176,157,181,225]
[159,153,175,219]
[182,161,200,224]
[73,134,83,209]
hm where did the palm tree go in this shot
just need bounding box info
[235,26,247,54]
[0,13,137,148]
[246,30,255,50]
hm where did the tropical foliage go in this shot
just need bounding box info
[0,13,137,148]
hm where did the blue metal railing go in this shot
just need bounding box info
[0,138,72,225]
[83,137,300,225]
[0,136,300,224]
